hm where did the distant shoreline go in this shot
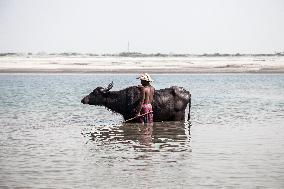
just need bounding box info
[1,52,284,58]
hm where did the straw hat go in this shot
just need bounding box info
[137,73,154,82]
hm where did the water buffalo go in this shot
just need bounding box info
[81,82,191,122]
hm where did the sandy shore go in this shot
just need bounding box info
[1,55,284,73]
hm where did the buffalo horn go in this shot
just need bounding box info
[102,81,113,93]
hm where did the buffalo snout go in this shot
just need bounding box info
[81,96,89,104]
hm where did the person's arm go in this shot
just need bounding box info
[136,87,145,117]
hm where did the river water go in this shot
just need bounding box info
[1,74,284,188]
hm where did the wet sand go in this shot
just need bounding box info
[1,55,284,73]
[1,68,284,74]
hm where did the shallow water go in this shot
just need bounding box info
[0,74,284,188]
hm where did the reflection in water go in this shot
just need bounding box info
[83,121,191,152]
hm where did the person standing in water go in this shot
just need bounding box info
[136,73,155,123]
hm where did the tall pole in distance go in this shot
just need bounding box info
[127,41,130,53]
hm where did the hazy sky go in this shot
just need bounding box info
[0,0,283,54]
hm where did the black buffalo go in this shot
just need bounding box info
[81,82,191,122]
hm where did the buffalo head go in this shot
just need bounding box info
[81,82,113,105]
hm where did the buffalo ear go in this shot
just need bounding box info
[98,88,104,93]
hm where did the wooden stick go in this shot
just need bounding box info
[123,111,153,123]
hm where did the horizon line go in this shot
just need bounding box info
[1,51,284,55]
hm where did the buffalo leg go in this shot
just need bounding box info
[187,97,191,121]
